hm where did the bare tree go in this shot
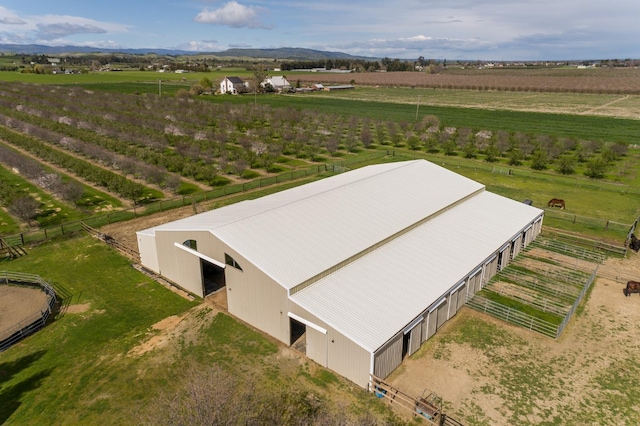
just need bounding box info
[9,195,39,226]
[59,181,85,206]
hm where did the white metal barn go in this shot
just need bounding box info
[137,160,543,388]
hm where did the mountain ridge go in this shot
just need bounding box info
[0,44,376,60]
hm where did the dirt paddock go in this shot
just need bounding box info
[388,252,640,425]
[0,285,47,341]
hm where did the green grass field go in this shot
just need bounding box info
[0,236,197,424]
[0,236,396,425]
[309,86,640,119]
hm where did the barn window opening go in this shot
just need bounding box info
[183,239,197,250]
[225,253,243,271]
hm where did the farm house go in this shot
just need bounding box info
[136,160,543,388]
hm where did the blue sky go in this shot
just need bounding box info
[0,1,637,60]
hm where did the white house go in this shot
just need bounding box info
[137,160,543,388]
[220,76,248,94]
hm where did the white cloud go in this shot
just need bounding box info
[177,40,224,52]
[35,23,107,39]
[194,1,271,29]
[0,16,26,25]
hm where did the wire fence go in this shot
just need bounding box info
[0,271,57,352]
[466,295,559,338]
[466,237,600,340]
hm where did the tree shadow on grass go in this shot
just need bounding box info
[0,350,51,423]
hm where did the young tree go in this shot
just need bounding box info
[557,156,576,175]
[60,181,85,206]
[422,133,439,153]
[483,142,500,162]
[584,157,608,178]
[529,148,549,170]
[375,122,387,145]
[462,140,478,159]
[507,147,524,166]
[9,195,39,226]
[406,132,421,150]
[360,126,373,148]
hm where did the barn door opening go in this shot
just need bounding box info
[201,259,225,296]
[290,318,306,353]
[402,332,410,359]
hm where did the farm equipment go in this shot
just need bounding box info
[415,388,442,421]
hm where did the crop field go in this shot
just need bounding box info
[308,86,640,119]
[295,68,640,93]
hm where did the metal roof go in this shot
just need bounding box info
[138,160,483,289]
[290,190,543,353]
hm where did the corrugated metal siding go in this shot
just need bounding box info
[374,334,403,379]
[436,299,449,328]
[500,245,512,270]
[426,310,437,339]
[456,283,467,310]
[484,255,499,284]
[174,247,204,297]
[137,233,159,273]
[289,305,371,388]
[468,270,482,296]
[408,323,422,355]
[327,331,371,388]
[511,235,523,258]
[226,254,290,343]
[306,327,327,366]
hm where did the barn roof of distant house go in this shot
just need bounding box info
[226,76,245,84]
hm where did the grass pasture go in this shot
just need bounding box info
[0,236,398,425]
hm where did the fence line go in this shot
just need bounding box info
[467,259,598,339]
[466,295,558,338]
[556,266,598,338]
[0,271,57,352]
[499,269,580,300]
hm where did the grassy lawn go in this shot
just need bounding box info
[0,206,20,235]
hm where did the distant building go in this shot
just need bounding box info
[261,76,291,92]
[324,84,355,91]
[220,76,248,94]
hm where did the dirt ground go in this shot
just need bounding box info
[387,251,640,425]
[0,285,47,340]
